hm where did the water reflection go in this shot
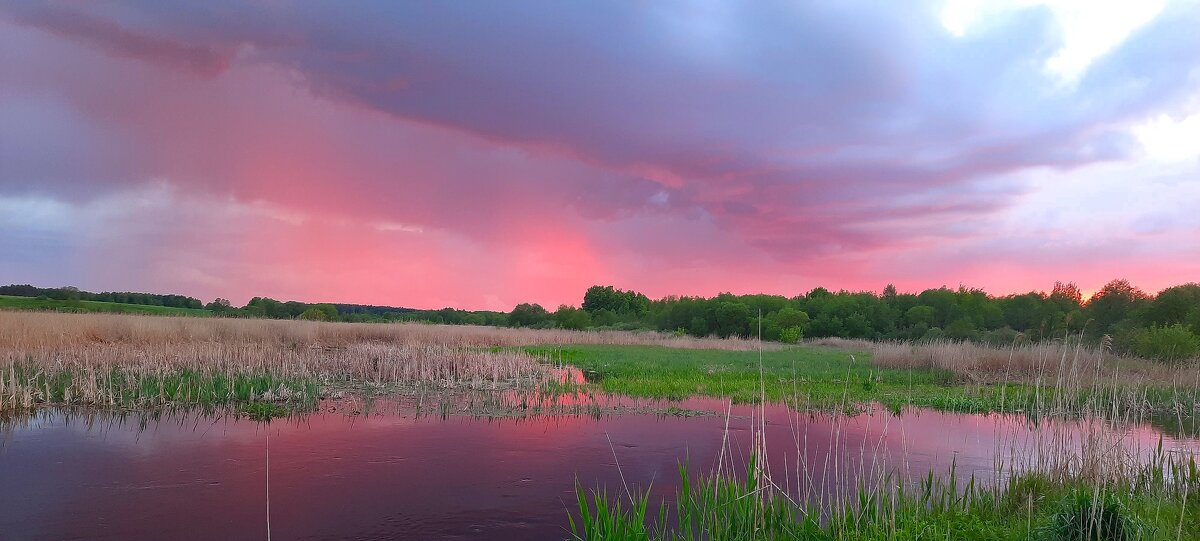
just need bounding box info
[1,401,1196,540]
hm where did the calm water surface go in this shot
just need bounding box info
[2,400,1196,540]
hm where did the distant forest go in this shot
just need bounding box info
[3,280,1198,361]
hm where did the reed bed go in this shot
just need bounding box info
[0,311,759,413]
[573,410,1200,540]
[814,336,1198,388]
[573,337,1200,540]
[0,311,765,350]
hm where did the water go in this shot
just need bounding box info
[1,400,1196,540]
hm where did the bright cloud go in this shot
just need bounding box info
[940,0,1169,82]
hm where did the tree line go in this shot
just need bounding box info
[3,280,1198,361]
[0,284,204,310]
[510,282,1200,362]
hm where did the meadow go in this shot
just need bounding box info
[0,294,211,316]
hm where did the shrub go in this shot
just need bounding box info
[1039,490,1137,541]
[297,307,328,321]
[778,326,803,344]
[919,326,945,342]
[1134,324,1200,363]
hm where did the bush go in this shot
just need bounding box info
[778,326,803,344]
[1134,324,1200,362]
[919,326,945,342]
[297,307,328,321]
[1039,490,1137,541]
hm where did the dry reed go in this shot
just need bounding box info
[0,311,761,411]
[813,336,1198,387]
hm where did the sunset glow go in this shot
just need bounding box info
[2,2,1198,309]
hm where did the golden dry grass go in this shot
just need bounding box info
[0,310,765,350]
[0,311,762,411]
[813,336,1199,388]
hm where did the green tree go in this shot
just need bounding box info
[553,305,593,330]
[1134,325,1200,363]
[905,306,935,328]
[1086,279,1150,336]
[509,303,549,327]
[1146,284,1200,327]
[770,307,810,333]
[312,303,339,321]
[710,302,751,338]
[205,298,234,313]
[298,307,329,321]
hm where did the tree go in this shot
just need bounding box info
[509,303,549,327]
[1000,293,1043,332]
[311,303,339,321]
[205,298,234,314]
[1134,325,1200,363]
[710,302,751,338]
[1146,284,1200,327]
[553,305,592,330]
[53,286,82,301]
[905,306,935,328]
[582,285,649,316]
[298,307,329,321]
[770,307,810,333]
[945,318,979,340]
[1051,281,1083,306]
[1086,279,1150,336]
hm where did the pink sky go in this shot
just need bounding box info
[2,2,1198,310]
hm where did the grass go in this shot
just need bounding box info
[0,295,211,316]
[240,401,290,421]
[570,461,1200,540]
[3,311,1196,419]
[523,344,1197,415]
[0,311,764,415]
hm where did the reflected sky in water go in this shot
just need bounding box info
[2,401,1196,540]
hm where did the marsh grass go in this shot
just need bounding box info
[815,337,1198,388]
[572,459,1200,540]
[529,343,1198,416]
[571,333,1200,540]
[0,311,759,414]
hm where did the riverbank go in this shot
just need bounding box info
[2,311,1197,421]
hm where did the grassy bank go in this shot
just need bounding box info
[3,310,1197,419]
[525,344,1199,414]
[0,295,211,317]
[0,311,761,417]
[571,459,1200,540]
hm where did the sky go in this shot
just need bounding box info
[1,1,1198,311]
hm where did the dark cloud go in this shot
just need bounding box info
[1,0,1197,276]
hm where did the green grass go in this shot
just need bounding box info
[524,344,1189,414]
[241,401,290,421]
[0,295,211,316]
[570,459,1200,541]
[5,363,318,414]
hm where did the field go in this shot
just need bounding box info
[0,295,211,316]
